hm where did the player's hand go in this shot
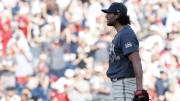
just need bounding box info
[133,89,150,101]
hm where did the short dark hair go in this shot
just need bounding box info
[116,14,131,25]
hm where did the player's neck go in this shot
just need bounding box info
[115,24,128,32]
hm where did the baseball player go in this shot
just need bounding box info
[101,2,149,101]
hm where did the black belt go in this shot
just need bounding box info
[111,77,134,82]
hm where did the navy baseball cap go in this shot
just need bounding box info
[101,2,127,15]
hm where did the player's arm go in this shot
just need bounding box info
[128,51,143,90]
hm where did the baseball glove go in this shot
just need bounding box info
[133,89,150,101]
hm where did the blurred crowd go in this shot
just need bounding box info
[0,0,180,101]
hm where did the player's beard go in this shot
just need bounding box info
[107,19,116,26]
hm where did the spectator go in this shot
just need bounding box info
[20,88,31,101]
[91,33,110,64]
[165,81,180,101]
[34,52,49,74]
[0,10,12,55]
[0,87,20,101]
[20,93,29,101]
[48,40,66,77]
[68,69,92,101]
[90,64,111,101]
[0,48,17,88]
[155,71,169,101]
[50,77,69,101]
[14,33,33,85]
[17,1,30,39]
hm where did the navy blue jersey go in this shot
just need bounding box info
[107,25,139,79]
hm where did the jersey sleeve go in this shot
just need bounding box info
[120,32,139,56]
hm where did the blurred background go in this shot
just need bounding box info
[0,0,180,101]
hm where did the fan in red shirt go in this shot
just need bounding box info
[49,90,69,101]
[17,15,29,38]
[0,16,12,55]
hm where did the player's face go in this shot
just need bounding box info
[105,13,117,26]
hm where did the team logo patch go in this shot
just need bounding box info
[125,42,132,48]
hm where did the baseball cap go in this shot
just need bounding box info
[101,2,127,15]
